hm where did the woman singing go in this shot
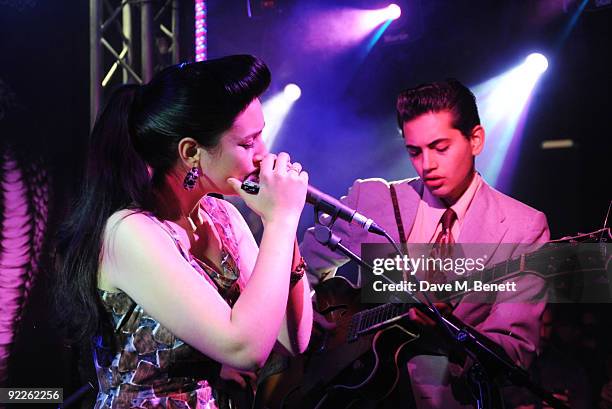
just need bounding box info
[55,55,312,409]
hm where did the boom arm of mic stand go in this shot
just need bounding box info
[313,224,373,272]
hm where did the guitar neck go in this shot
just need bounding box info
[348,303,411,342]
[349,256,527,339]
[441,255,525,302]
[350,240,607,340]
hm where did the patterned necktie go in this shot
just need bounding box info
[434,207,457,246]
[427,208,457,285]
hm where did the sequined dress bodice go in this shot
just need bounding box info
[94,197,243,409]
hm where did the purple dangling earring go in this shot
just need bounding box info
[183,167,201,191]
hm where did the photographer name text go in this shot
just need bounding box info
[372,280,517,293]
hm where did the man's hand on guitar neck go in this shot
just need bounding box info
[408,302,454,327]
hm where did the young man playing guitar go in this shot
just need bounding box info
[301,79,550,408]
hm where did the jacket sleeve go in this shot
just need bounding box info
[473,211,550,369]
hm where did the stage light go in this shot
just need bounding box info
[524,53,549,75]
[302,2,421,56]
[262,86,300,149]
[283,83,302,102]
[385,4,402,20]
[473,52,549,190]
[361,3,403,29]
[541,139,574,150]
[194,0,207,61]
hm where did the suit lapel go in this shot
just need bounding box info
[388,179,508,252]
[458,181,508,264]
[390,178,423,242]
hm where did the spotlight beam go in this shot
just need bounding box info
[262,85,301,150]
[474,53,548,190]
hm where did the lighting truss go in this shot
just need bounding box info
[89,0,183,127]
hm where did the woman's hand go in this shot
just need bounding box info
[227,152,308,225]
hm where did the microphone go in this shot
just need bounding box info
[306,185,386,236]
[240,178,387,236]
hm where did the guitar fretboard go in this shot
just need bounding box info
[347,242,608,342]
[348,303,410,342]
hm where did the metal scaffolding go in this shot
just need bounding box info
[89,0,182,127]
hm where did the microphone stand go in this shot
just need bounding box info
[312,221,570,409]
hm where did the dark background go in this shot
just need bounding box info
[0,0,610,406]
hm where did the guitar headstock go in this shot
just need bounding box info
[549,227,611,244]
[532,236,611,303]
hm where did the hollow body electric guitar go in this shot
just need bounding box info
[256,230,611,409]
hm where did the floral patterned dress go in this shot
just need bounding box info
[94,197,246,409]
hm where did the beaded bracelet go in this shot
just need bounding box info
[290,257,306,285]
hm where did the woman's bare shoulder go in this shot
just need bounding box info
[107,208,148,226]
[100,209,175,288]
[104,208,164,239]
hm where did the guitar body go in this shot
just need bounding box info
[258,276,421,409]
[306,324,419,409]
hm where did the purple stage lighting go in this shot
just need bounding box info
[302,3,414,54]
[386,4,402,20]
[195,0,207,61]
[525,53,549,75]
[283,83,302,102]
[474,52,549,190]
[360,3,403,29]
[262,84,302,149]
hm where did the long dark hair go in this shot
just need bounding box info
[54,55,271,344]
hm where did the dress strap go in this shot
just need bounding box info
[199,196,241,269]
[141,211,220,290]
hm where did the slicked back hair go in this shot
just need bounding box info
[396,79,480,139]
